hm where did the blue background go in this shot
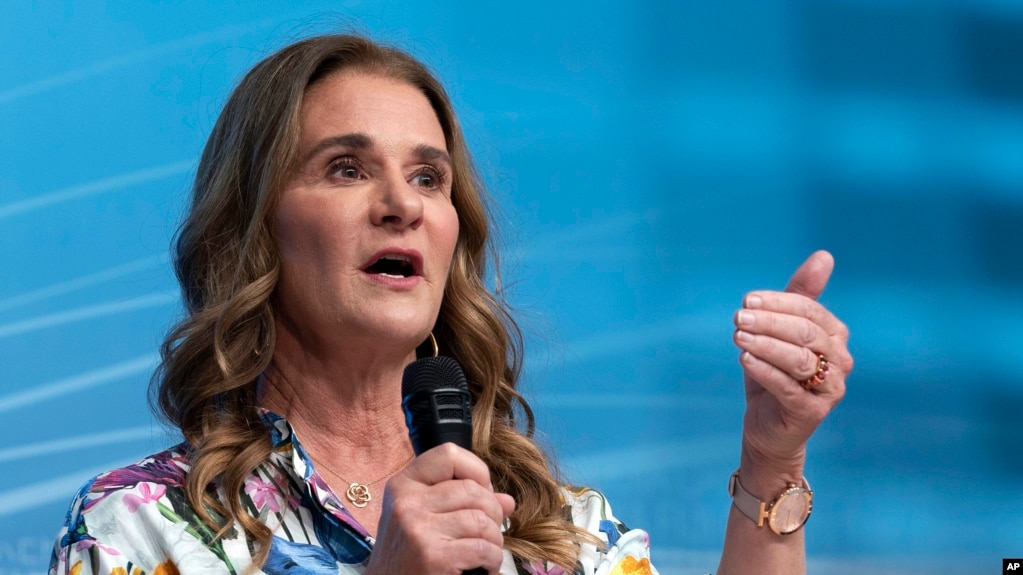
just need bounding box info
[2,2,1022,574]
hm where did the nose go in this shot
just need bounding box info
[370,169,424,230]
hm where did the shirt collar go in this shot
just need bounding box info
[257,408,374,543]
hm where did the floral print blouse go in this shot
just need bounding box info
[49,410,658,575]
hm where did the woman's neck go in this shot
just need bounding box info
[258,333,418,537]
[261,326,415,476]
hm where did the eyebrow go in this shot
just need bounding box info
[304,133,451,167]
[412,144,452,168]
[306,133,373,159]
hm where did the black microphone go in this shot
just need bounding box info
[402,356,474,454]
[401,356,484,575]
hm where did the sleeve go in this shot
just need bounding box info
[48,479,187,575]
[50,534,137,575]
[561,487,660,575]
[49,481,138,575]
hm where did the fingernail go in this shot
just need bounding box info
[736,330,754,343]
[746,295,762,309]
[737,310,755,327]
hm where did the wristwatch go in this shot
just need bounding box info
[728,469,812,535]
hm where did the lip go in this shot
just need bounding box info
[360,247,424,289]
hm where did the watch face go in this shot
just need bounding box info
[769,488,812,535]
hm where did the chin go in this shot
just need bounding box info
[362,315,434,347]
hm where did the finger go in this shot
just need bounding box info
[784,250,834,301]
[743,292,849,341]
[740,351,810,401]
[418,479,507,524]
[495,493,516,519]
[734,330,826,383]
[441,538,505,574]
[435,508,506,547]
[406,443,492,488]
[734,309,830,353]
[740,350,842,405]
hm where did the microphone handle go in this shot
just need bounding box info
[401,359,487,575]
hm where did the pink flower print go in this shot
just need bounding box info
[527,561,566,575]
[84,449,187,511]
[245,475,283,513]
[123,483,166,513]
[74,538,122,556]
[286,492,301,511]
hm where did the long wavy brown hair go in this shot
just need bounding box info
[151,34,598,570]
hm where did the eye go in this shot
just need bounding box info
[411,166,448,191]
[327,157,364,182]
[412,172,434,188]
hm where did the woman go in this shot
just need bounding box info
[49,34,850,575]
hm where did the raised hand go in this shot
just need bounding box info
[731,250,852,484]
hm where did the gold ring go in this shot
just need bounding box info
[800,354,829,391]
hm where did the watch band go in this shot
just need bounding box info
[728,469,812,535]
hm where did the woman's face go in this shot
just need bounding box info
[273,72,459,354]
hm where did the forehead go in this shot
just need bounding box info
[298,72,447,151]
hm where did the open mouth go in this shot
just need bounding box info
[363,252,421,279]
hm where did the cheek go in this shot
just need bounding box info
[276,198,357,271]
[276,216,318,273]
[438,205,460,264]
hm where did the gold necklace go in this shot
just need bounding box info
[314,452,414,508]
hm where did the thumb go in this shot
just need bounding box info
[495,493,516,519]
[784,250,834,301]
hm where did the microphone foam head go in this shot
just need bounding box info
[402,356,474,453]
[402,356,468,397]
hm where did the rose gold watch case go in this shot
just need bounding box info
[768,485,813,535]
[728,471,813,536]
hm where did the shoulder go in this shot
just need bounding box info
[88,443,191,493]
[560,486,626,542]
[50,444,236,575]
[70,443,193,526]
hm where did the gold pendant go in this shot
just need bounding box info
[346,482,371,508]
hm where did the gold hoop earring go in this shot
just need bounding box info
[415,332,439,359]
[254,325,271,357]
